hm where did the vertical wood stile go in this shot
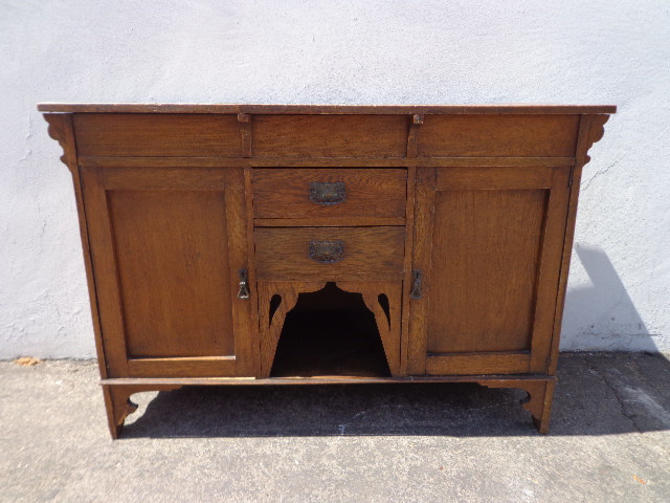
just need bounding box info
[407,168,436,375]
[225,168,255,376]
[237,113,252,157]
[244,166,261,377]
[79,166,130,376]
[528,167,571,372]
[547,114,609,374]
[45,113,110,380]
[402,113,423,374]
[405,113,423,158]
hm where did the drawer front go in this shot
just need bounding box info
[73,114,242,157]
[255,227,405,281]
[252,115,408,157]
[419,115,580,157]
[253,169,407,220]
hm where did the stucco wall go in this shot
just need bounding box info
[1,0,669,358]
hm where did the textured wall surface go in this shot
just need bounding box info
[1,0,669,358]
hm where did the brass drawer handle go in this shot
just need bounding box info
[308,240,345,264]
[309,181,346,205]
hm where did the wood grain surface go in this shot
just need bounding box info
[74,113,241,156]
[252,168,407,219]
[252,115,408,157]
[255,226,405,281]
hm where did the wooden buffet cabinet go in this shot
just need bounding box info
[39,104,615,438]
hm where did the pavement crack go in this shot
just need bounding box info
[595,366,642,433]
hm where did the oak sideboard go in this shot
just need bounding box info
[39,104,615,438]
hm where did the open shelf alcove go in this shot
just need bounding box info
[258,281,402,378]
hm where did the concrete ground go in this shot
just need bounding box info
[1,353,669,502]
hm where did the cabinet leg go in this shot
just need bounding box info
[479,378,556,434]
[102,384,181,439]
[521,379,555,434]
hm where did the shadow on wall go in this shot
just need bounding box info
[561,243,657,352]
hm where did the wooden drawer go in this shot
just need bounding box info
[252,114,408,157]
[419,115,580,157]
[73,114,242,156]
[255,226,405,281]
[252,168,406,222]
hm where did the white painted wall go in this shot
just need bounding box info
[1,0,669,358]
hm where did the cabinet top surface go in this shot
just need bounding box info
[37,103,616,114]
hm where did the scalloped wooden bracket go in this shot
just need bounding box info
[258,281,403,377]
[258,281,326,377]
[338,281,402,376]
[578,114,610,165]
[43,113,77,171]
[104,384,182,439]
[478,378,556,434]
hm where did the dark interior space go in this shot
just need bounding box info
[270,282,391,377]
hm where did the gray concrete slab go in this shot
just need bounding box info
[1,353,669,502]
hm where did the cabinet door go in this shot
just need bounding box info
[408,167,570,375]
[81,166,256,377]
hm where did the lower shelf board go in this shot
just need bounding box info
[101,374,555,386]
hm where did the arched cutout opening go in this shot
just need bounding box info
[270,282,391,377]
[377,293,391,329]
[269,294,282,326]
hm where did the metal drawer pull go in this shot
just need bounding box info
[308,240,345,264]
[237,269,250,299]
[309,181,346,205]
[410,270,422,299]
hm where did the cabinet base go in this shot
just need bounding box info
[102,384,182,439]
[101,375,555,438]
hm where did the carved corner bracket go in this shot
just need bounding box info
[579,114,610,165]
[258,282,327,377]
[478,378,555,434]
[105,384,182,438]
[43,113,76,171]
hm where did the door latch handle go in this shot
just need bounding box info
[410,270,422,299]
[237,269,250,300]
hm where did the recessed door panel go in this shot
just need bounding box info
[108,189,234,357]
[427,188,546,353]
[81,167,255,377]
[408,167,570,375]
